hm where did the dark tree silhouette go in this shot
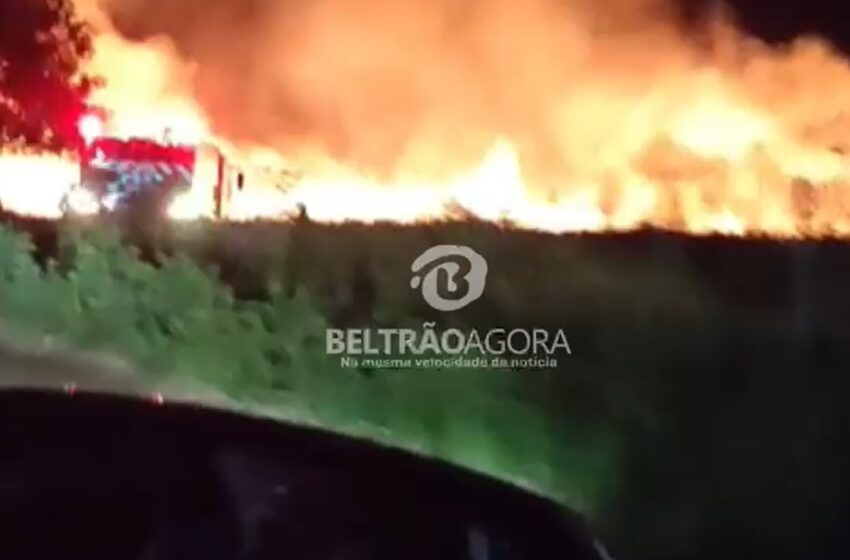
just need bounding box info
[0,0,99,151]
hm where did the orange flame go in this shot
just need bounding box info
[4,1,850,238]
[0,154,77,217]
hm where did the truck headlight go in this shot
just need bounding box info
[101,192,120,211]
[65,187,100,215]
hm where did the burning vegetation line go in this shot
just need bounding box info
[5,0,850,236]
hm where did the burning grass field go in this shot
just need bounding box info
[3,0,850,556]
[0,211,848,559]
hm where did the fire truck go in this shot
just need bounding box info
[60,112,285,220]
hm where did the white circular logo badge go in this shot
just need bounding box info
[410,245,488,311]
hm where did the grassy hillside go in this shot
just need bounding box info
[0,213,848,560]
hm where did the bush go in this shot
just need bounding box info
[1,218,848,560]
[0,222,615,515]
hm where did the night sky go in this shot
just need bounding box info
[701,0,850,51]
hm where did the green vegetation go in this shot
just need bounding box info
[0,221,620,510]
[0,217,847,560]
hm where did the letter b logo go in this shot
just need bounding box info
[410,245,488,311]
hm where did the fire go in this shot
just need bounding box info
[85,32,209,145]
[0,154,77,218]
[5,0,850,238]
